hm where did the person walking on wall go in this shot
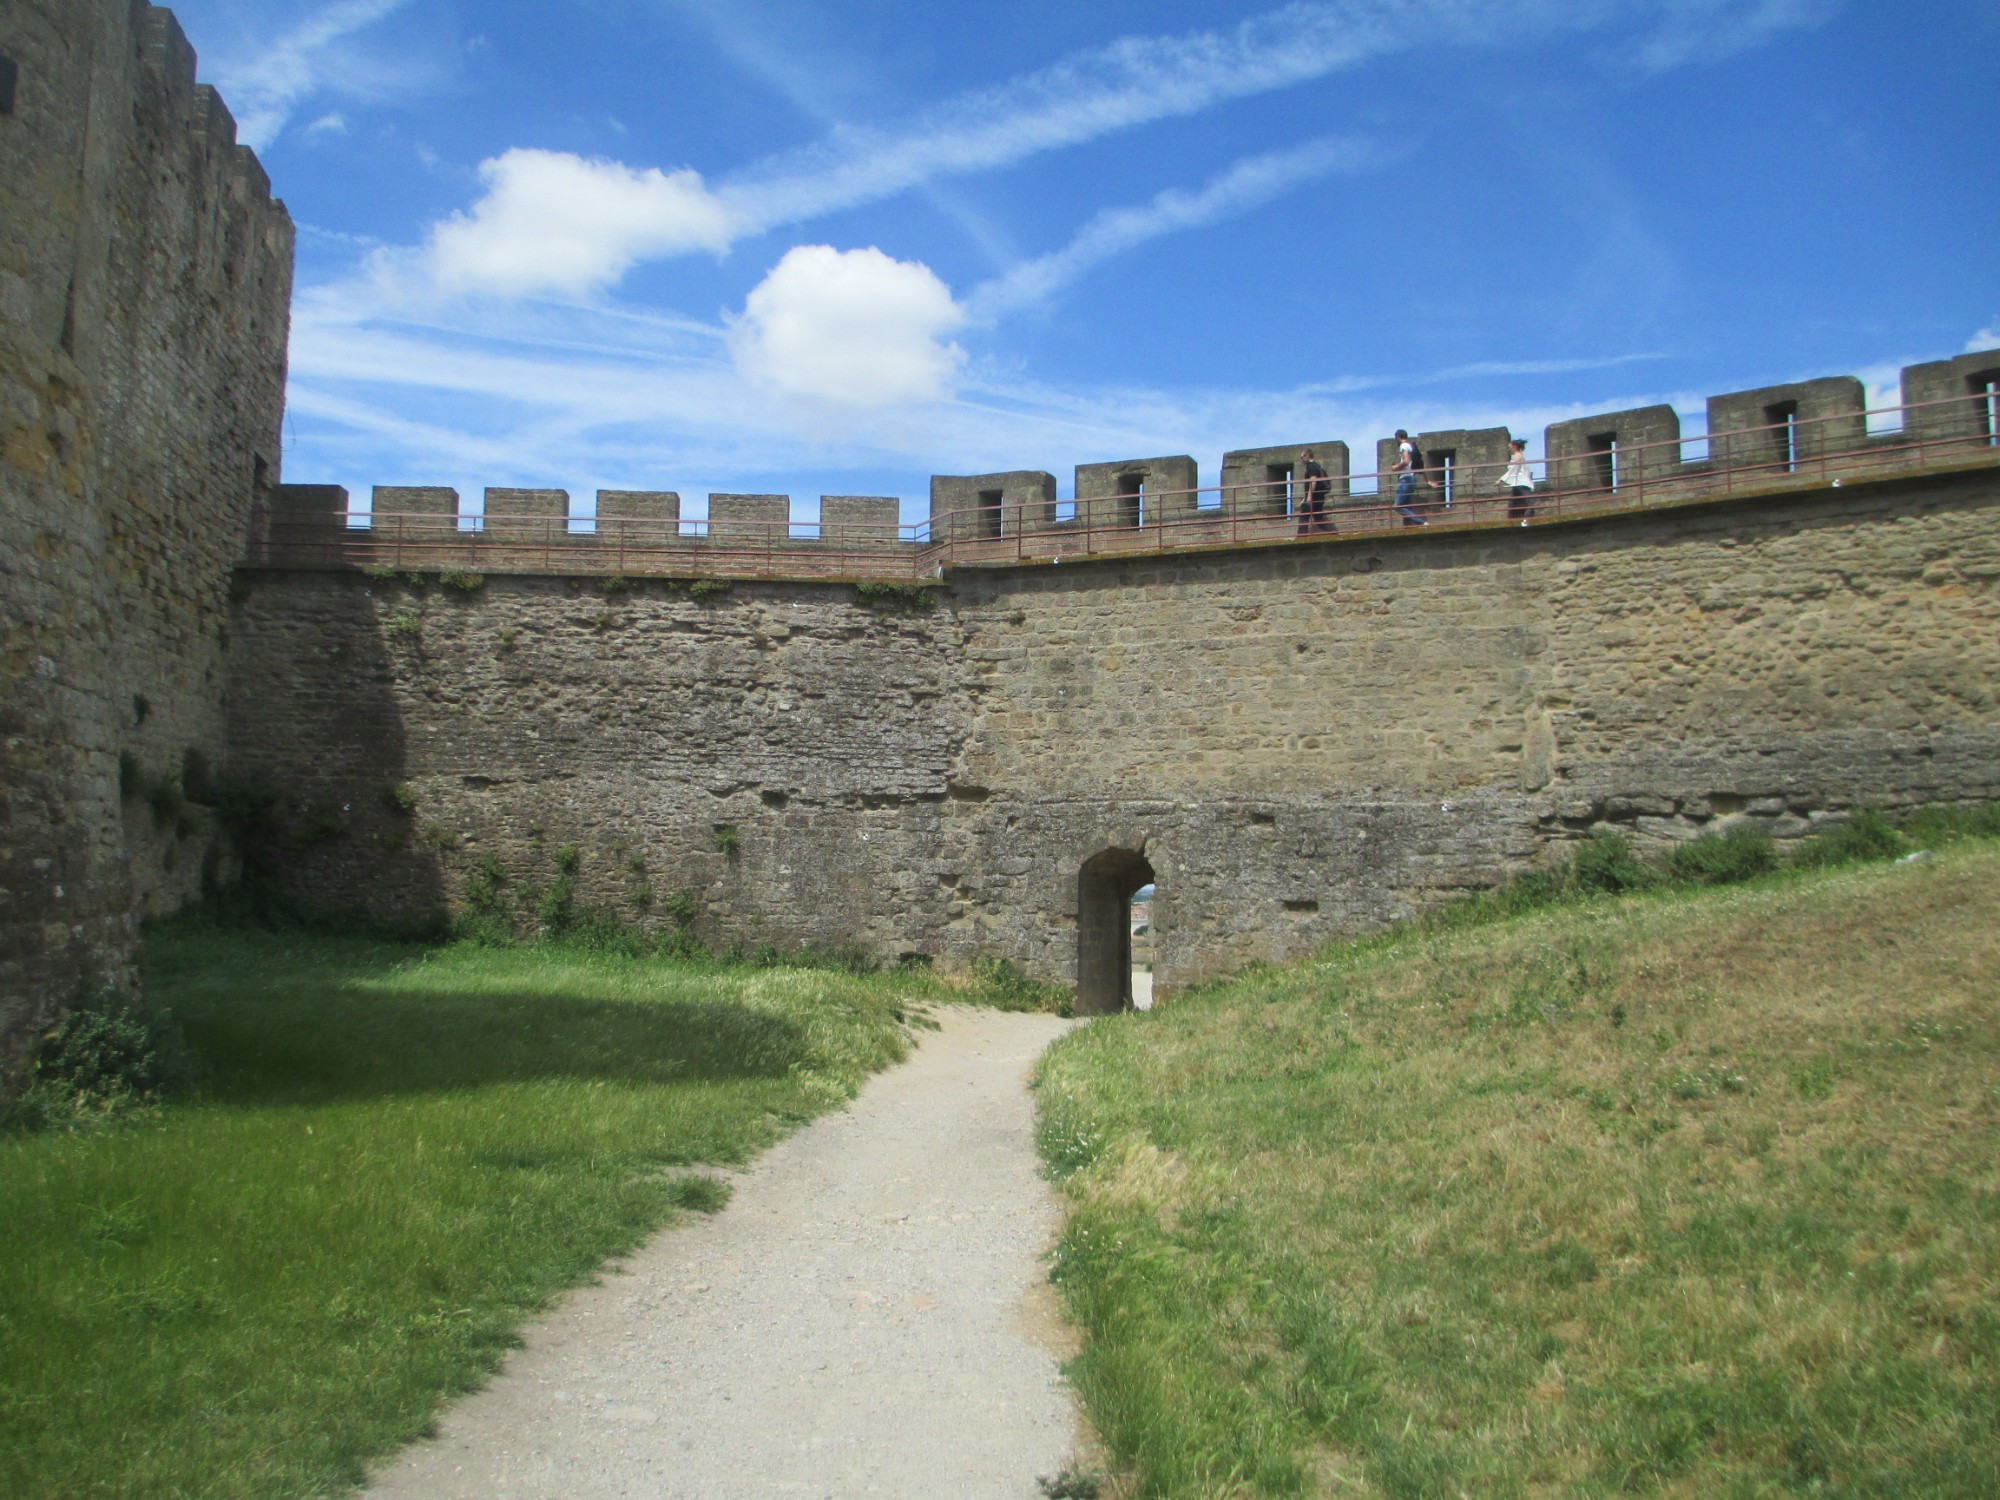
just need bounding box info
[1298,449,1334,535]
[1392,430,1426,526]
[1498,437,1536,524]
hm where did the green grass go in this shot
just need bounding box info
[1036,841,2000,1498]
[0,923,954,1498]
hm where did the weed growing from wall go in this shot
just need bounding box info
[854,581,939,613]
[713,824,740,857]
[688,579,731,601]
[437,570,485,592]
[2,984,189,1134]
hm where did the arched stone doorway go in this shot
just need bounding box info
[1076,848,1156,1015]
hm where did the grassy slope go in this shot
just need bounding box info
[0,926,928,1499]
[1037,845,2000,1498]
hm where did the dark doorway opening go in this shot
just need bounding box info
[1076,848,1155,1015]
[1116,472,1145,528]
[1264,462,1295,516]
[1764,400,1800,471]
[976,488,1004,537]
[1971,372,2000,446]
[1586,433,1618,493]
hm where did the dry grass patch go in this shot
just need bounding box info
[1037,845,2000,1497]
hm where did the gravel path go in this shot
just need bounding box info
[366,1006,1081,1499]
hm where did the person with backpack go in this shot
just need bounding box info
[1298,449,1333,535]
[1392,430,1426,526]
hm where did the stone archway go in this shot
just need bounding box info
[1076,847,1156,1016]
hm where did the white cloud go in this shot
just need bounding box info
[1968,326,2000,354]
[303,112,348,137]
[968,137,1382,321]
[362,0,1834,305]
[728,246,966,409]
[1635,0,1841,71]
[423,150,743,300]
[215,0,412,150]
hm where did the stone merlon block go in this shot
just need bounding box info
[483,488,569,541]
[373,486,459,535]
[596,490,681,524]
[193,83,237,156]
[141,6,198,101]
[1902,349,2000,443]
[1708,377,1865,469]
[272,484,349,520]
[1545,405,1681,493]
[820,496,902,547]
[930,471,1057,541]
[1220,443,1349,517]
[1074,455,1199,529]
[708,494,792,540]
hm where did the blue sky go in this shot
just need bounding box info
[174,0,1999,525]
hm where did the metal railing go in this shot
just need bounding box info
[246,392,2000,583]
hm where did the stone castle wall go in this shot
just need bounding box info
[227,465,2000,1002]
[0,0,293,1076]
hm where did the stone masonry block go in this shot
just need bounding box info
[820,496,903,549]
[1074,455,1199,531]
[1544,405,1681,496]
[1220,442,1349,519]
[1902,349,2000,445]
[594,490,682,548]
[930,471,1058,542]
[708,494,792,543]
[373,486,460,538]
[1708,377,1865,472]
[483,488,569,543]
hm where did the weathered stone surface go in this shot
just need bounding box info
[1,1,292,1082]
[228,467,2000,1002]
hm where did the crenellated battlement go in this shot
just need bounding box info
[261,350,2000,581]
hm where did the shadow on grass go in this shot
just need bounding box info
[153,934,813,1106]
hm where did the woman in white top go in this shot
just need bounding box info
[1499,438,1535,524]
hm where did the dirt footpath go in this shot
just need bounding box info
[366,1006,1081,1499]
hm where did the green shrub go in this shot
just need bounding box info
[1899,802,2000,848]
[713,825,740,857]
[599,574,633,595]
[382,781,418,815]
[5,989,187,1132]
[971,955,1072,1015]
[1570,831,1657,893]
[437,570,485,591]
[687,579,730,601]
[1665,826,1778,886]
[662,888,700,929]
[1792,808,1906,868]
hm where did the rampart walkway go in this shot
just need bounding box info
[249,381,2000,584]
[365,1007,1080,1500]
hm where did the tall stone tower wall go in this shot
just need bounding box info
[0,0,294,1077]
